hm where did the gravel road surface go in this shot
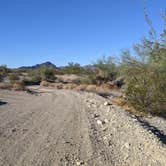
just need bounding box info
[0,88,166,166]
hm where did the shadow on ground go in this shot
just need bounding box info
[0,101,7,106]
[98,91,166,145]
[97,92,121,98]
[136,117,166,145]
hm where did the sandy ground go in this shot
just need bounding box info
[0,87,166,166]
[0,88,113,166]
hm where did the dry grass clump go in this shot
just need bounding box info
[8,74,20,83]
[0,83,12,90]
[84,83,117,93]
[111,97,127,107]
[54,83,64,89]
[111,96,148,117]
[100,83,117,90]
[40,81,50,87]
[85,85,97,92]
[65,83,77,90]
[75,84,87,91]
[0,81,25,91]
[12,82,26,91]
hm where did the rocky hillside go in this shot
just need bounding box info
[18,61,56,70]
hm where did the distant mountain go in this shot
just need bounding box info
[18,62,57,70]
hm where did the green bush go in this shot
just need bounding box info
[93,56,117,84]
[61,62,85,75]
[71,77,94,85]
[23,76,41,85]
[28,67,56,83]
[71,79,81,85]
[124,64,166,114]
[40,67,56,82]
[120,43,166,116]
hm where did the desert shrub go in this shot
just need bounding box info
[9,74,20,83]
[40,80,50,87]
[29,69,42,84]
[23,76,41,85]
[85,85,97,92]
[40,67,56,82]
[80,77,94,85]
[0,65,10,82]
[86,74,97,84]
[12,82,25,91]
[113,77,125,88]
[71,78,81,85]
[28,67,56,83]
[75,84,87,91]
[0,76,3,82]
[61,62,85,75]
[119,11,166,115]
[65,83,77,90]
[120,42,166,115]
[55,83,64,89]
[90,56,117,85]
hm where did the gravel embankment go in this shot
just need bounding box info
[82,92,166,166]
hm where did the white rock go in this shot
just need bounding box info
[76,161,84,165]
[124,142,130,149]
[97,120,103,125]
[104,101,109,106]
[87,104,91,108]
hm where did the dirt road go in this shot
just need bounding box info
[0,89,113,166]
[0,88,166,166]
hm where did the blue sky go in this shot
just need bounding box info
[0,0,165,68]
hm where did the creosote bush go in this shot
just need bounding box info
[28,67,56,84]
[40,67,56,82]
[120,38,166,116]
[93,56,117,84]
[61,62,84,75]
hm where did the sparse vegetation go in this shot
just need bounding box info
[119,24,166,115]
[0,12,165,118]
[27,66,56,84]
[12,82,25,91]
[9,74,20,83]
[86,56,117,85]
[61,62,85,75]
[0,65,10,82]
[40,67,56,82]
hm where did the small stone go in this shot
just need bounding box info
[97,120,103,125]
[104,101,109,106]
[124,142,130,149]
[76,161,84,165]
[88,100,93,103]
[87,104,91,108]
